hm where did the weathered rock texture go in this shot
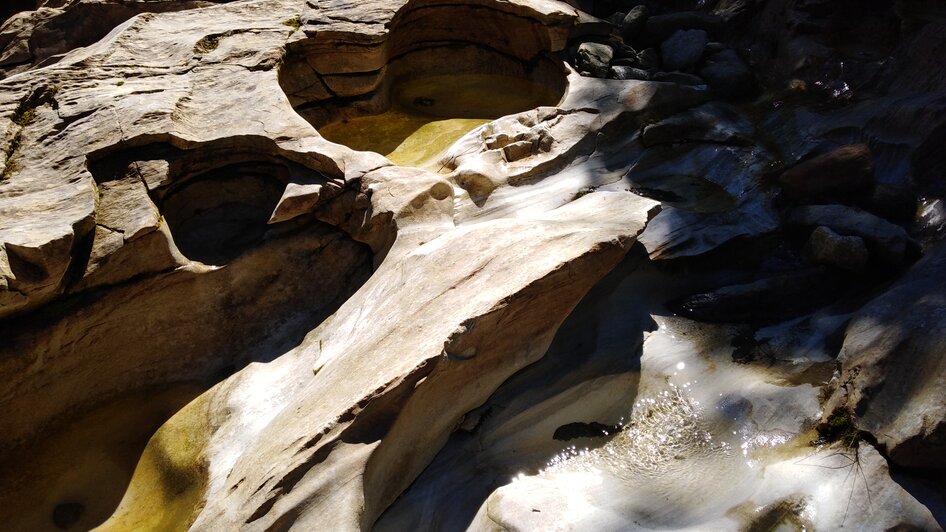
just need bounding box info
[825,240,946,469]
[2,0,946,530]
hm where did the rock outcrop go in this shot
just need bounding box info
[2,0,946,530]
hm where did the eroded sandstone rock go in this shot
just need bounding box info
[2,0,946,530]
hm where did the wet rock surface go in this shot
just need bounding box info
[2,0,946,530]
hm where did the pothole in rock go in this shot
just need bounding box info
[1,145,377,530]
[318,74,564,168]
[156,162,287,266]
[0,384,204,531]
[279,1,569,168]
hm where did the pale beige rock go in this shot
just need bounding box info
[181,192,656,531]
[0,1,651,527]
[442,75,707,222]
[268,182,324,225]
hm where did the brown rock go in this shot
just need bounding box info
[779,144,874,201]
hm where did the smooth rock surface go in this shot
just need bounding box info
[641,101,754,146]
[2,0,946,530]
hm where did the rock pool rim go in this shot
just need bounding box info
[277,0,572,155]
[317,73,567,168]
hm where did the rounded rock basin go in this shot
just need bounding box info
[319,74,564,168]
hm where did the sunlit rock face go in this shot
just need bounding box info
[2,0,946,530]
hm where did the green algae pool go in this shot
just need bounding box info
[0,384,204,531]
[319,74,564,168]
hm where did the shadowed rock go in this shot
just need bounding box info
[779,144,875,202]
[670,268,846,323]
[787,204,914,265]
[804,225,869,271]
[660,29,707,71]
[825,241,946,469]
[577,42,613,77]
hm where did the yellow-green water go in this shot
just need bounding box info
[95,392,212,532]
[0,385,203,532]
[319,74,563,168]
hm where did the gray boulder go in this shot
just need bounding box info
[576,42,613,78]
[609,66,650,80]
[824,240,946,468]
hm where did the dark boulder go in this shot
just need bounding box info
[660,29,708,71]
[803,226,869,271]
[699,48,757,100]
[642,11,724,44]
[787,204,915,265]
[670,268,846,323]
[779,144,874,202]
[621,5,650,42]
